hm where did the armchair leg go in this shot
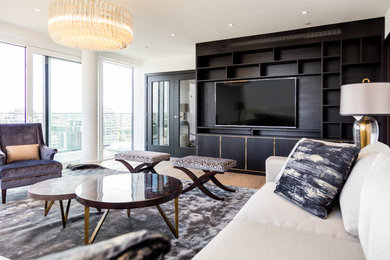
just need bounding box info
[1,189,6,204]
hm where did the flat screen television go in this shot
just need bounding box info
[215,78,297,127]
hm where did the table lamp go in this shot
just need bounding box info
[340,78,390,148]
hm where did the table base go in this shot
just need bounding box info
[83,197,179,245]
[44,199,71,228]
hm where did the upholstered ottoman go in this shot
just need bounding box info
[172,156,236,200]
[115,151,170,173]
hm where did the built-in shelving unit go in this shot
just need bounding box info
[195,18,387,174]
[321,36,383,140]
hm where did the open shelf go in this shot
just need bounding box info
[197,53,232,68]
[233,48,274,64]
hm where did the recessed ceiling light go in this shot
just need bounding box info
[34,8,41,12]
[170,33,176,37]
[302,10,308,15]
[228,23,235,27]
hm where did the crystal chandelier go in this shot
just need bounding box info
[48,0,133,51]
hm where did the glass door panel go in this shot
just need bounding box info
[102,61,133,159]
[152,81,170,146]
[49,58,82,152]
[179,79,196,148]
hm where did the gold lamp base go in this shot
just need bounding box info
[353,115,379,148]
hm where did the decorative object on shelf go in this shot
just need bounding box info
[340,78,390,148]
[48,0,133,51]
[180,103,190,147]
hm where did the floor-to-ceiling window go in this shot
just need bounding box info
[101,61,133,159]
[32,53,82,163]
[49,58,82,153]
[0,42,26,123]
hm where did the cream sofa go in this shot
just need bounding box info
[194,142,390,260]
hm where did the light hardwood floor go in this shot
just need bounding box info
[100,159,265,189]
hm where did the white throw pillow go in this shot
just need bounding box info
[339,142,389,237]
[358,151,390,259]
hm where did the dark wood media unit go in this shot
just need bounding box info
[195,17,388,174]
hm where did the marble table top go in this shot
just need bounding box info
[28,175,99,201]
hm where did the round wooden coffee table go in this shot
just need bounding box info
[28,175,99,228]
[75,173,182,245]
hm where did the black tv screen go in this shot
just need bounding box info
[215,78,297,127]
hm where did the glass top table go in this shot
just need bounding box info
[75,173,182,244]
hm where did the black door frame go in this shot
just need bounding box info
[145,70,196,157]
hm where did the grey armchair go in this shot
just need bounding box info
[0,123,62,203]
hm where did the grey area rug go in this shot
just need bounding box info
[0,168,256,260]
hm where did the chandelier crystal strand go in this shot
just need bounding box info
[48,0,133,51]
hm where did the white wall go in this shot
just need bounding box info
[386,7,390,38]
[142,54,195,73]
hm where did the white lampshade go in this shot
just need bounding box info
[340,82,390,116]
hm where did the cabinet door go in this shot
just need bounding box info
[221,136,245,170]
[197,135,220,158]
[247,137,274,172]
[275,138,299,157]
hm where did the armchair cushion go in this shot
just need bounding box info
[35,230,170,260]
[0,160,62,180]
[6,144,40,163]
[40,146,58,160]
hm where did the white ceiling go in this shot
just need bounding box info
[0,0,389,63]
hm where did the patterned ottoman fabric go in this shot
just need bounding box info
[172,156,236,173]
[115,151,170,164]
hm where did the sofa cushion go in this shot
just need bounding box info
[359,151,390,260]
[274,138,359,218]
[0,160,62,180]
[265,156,288,183]
[235,183,358,242]
[6,144,40,163]
[339,142,389,237]
[193,219,364,260]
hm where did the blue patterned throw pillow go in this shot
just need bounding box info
[274,138,360,218]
